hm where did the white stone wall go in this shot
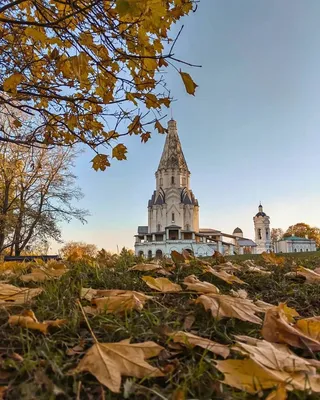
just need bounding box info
[135,241,215,258]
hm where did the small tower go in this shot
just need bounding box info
[253,204,272,253]
[233,227,243,238]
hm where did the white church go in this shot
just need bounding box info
[134,119,273,258]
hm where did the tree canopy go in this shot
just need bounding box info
[284,223,320,248]
[0,0,198,170]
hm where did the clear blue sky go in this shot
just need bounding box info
[53,0,320,253]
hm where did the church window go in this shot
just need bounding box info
[171,176,175,184]
[182,177,186,186]
[157,224,161,232]
[266,229,269,240]
[258,228,262,240]
[186,224,190,231]
[172,213,175,223]
[160,178,163,186]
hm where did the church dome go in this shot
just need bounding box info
[255,211,266,217]
[233,227,243,234]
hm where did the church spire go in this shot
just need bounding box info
[157,119,189,172]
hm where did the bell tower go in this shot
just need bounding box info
[253,204,272,253]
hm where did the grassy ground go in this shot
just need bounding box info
[0,252,320,399]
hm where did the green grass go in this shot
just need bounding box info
[0,253,320,399]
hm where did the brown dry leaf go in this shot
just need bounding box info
[296,266,320,283]
[183,313,196,330]
[0,387,7,400]
[20,267,67,282]
[183,275,220,294]
[314,267,320,274]
[91,291,152,314]
[255,300,274,312]
[169,331,229,358]
[129,264,162,272]
[230,289,248,299]
[261,252,285,266]
[261,304,320,351]
[8,310,67,334]
[195,293,263,324]
[81,287,98,301]
[217,262,242,272]
[171,250,189,265]
[212,251,226,264]
[0,283,43,306]
[73,339,164,393]
[204,266,247,285]
[142,276,182,292]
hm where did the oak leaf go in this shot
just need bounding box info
[142,276,182,292]
[0,283,43,306]
[9,310,66,334]
[261,304,320,351]
[204,266,247,285]
[179,71,198,95]
[183,275,220,294]
[196,293,263,324]
[169,331,229,358]
[73,339,164,392]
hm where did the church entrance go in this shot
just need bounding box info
[169,229,179,240]
[155,249,163,259]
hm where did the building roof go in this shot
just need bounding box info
[280,235,316,242]
[233,227,243,234]
[237,239,257,247]
[157,119,189,172]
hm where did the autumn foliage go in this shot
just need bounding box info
[0,0,198,170]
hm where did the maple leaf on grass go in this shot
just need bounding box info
[89,291,152,314]
[261,252,285,267]
[9,310,66,334]
[169,331,230,358]
[296,266,320,283]
[129,264,171,275]
[20,266,67,282]
[0,283,43,306]
[261,303,320,351]
[183,275,220,294]
[195,293,263,324]
[203,266,247,285]
[142,276,182,292]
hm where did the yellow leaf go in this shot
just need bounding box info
[295,317,320,341]
[91,154,110,171]
[0,283,43,306]
[145,93,159,109]
[179,71,198,95]
[116,0,131,16]
[3,73,24,94]
[169,331,229,358]
[112,144,127,160]
[261,252,285,266]
[142,276,182,292]
[155,120,166,134]
[126,92,138,106]
[25,27,47,42]
[196,293,263,324]
[89,291,152,314]
[266,385,288,400]
[183,275,220,294]
[81,287,98,301]
[129,263,163,272]
[72,339,164,392]
[9,310,66,334]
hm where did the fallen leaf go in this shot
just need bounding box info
[0,386,7,400]
[81,287,98,301]
[265,384,287,400]
[0,283,43,306]
[261,252,285,266]
[204,266,247,285]
[294,316,320,342]
[196,293,263,324]
[183,275,219,294]
[91,291,152,313]
[9,310,67,334]
[169,331,229,358]
[230,289,248,299]
[73,339,164,393]
[142,276,182,292]
[212,251,226,264]
[217,262,242,272]
[20,267,67,282]
[255,300,274,311]
[171,250,188,264]
[296,266,320,283]
[129,264,162,272]
[182,313,196,330]
[261,304,320,351]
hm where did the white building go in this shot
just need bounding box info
[253,204,272,254]
[134,119,259,258]
[275,235,317,253]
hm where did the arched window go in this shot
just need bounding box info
[157,224,161,232]
[182,177,186,186]
[171,213,175,223]
[258,228,262,240]
[266,229,269,240]
[171,176,175,184]
[186,224,190,231]
[160,178,163,186]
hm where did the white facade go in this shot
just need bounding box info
[253,204,272,254]
[275,236,317,253]
[134,119,259,258]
